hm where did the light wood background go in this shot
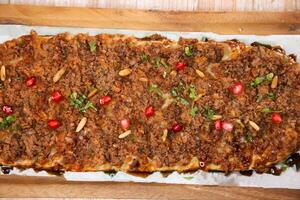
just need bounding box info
[0,0,300,11]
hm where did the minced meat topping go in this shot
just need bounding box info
[0,31,299,173]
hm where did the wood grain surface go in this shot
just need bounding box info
[0,175,300,199]
[1,0,300,12]
[0,4,300,199]
[0,5,300,34]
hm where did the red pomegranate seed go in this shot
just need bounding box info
[271,113,282,124]
[214,119,222,131]
[48,119,60,129]
[145,106,155,118]
[120,119,130,129]
[25,76,36,87]
[176,61,186,71]
[99,95,111,105]
[51,91,63,102]
[229,82,245,95]
[2,105,13,115]
[222,121,233,132]
[199,161,205,168]
[172,122,183,133]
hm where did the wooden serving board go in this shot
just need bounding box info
[0,5,299,35]
[0,4,300,199]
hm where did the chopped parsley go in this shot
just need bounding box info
[155,56,161,68]
[16,76,24,81]
[250,76,265,87]
[141,53,149,62]
[184,46,193,56]
[250,72,275,87]
[245,133,253,143]
[149,84,162,96]
[160,59,169,68]
[267,92,276,101]
[69,92,97,113]
[256,94,263,103]
[261,107,272,113]
[204,105,215,120]
[189,86,197,100]
[171,87,178,97]
[190,105,199,117]
[0,115,17,130]
[88,41,97,52]
[178,97,189,106]
[277,163,288,171]
[266,73,274,81]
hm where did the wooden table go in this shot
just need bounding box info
[0,4,300,199]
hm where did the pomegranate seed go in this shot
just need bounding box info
[271,113,282,124]
[2,105,13,115]
[222,121,233,132]
[99,95,111,105]
[48,119,60,129]
[214,119,222,131]
[172,122,183,133]
[176,61,186,71]
[120,119,130,129]
[145,106,155,118]
[25,76,36,87]
[199,161,205,168]
[229,82,245,95]
[51,91,63,102]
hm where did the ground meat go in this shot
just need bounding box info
[0,31,299,173]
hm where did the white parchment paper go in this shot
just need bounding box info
[0,25,299,189]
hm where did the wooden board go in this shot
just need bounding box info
[5,0,300,12]
[0,5,299,34]
[0,4,300,199]
[1,175,300,199]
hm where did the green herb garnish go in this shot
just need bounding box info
[69,92,97,113]
[262,107,272,113]
[266,73,274,81]
[267,92,276,101]
[256,94,263,103]
[251,76,265,87]
[16,76,24,81]
[149,84,162,96]
[155,56,161,68]
[141,53,149,62]
[245,133,253,143]
[88,41,97,52]
[277,163,288,171]
[0,115,17,130]
[178,97,189,106]
[190,105,199,117]
[189,86,197,100]
[251,72,275,87]
[204,105,215,120]
[171,87,178,97]
[161,59,169,68]
[184,46,193,56]
[10,124,21,132]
